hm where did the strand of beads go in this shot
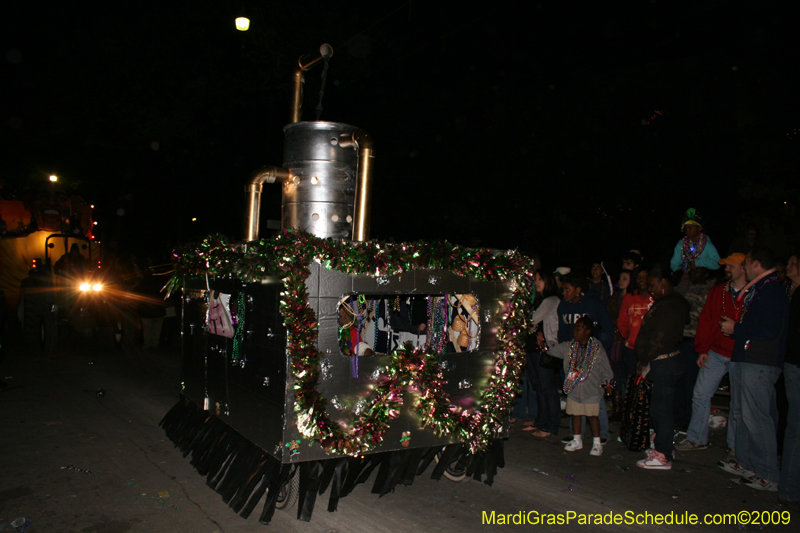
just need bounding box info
[681,233,707,266]
[232,291,246,362]
[374,299,381,351]
[436,297,448,353]
[424,296,447,354]
[425,296,435,352]
[721,281,744,320]
[563,338,600,394]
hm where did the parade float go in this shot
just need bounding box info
[160,44,535,525]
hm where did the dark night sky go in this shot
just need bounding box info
[2,1,798,271]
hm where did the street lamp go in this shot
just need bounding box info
[235,16,250,31]
[49,175,58,182]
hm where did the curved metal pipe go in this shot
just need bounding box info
[290,44,334,124]
[338,129,375,242]
[243,166,291,242]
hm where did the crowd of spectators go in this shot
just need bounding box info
[510,207,798,505]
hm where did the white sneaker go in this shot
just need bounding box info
[646,446,676,460]
[740,475,778,492]
[590,442,603,456]
[717,460,755,478]
[636,450,672,470]
[564,438,583,452]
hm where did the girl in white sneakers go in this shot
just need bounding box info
[538,316,613,456]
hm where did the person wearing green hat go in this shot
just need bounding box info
[669,208,721,273]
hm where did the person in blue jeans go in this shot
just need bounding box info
[528,270,562,438]
[675,253,746,452]
[779,254,799,503]
[634,263,690,470]
[719,247,789,492]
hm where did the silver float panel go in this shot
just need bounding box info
[182,267,512,463]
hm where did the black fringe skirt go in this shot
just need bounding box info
[160,396,504,525]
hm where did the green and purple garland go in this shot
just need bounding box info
[166,229,534,456]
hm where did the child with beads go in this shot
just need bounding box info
[538,315,613,456]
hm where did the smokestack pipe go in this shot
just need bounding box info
[290,44,333,124]
[243,166,291,242]
[338,129,374,242]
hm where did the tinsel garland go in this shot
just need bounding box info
[166,229,534,456]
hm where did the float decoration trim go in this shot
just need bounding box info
[168,229,534,456]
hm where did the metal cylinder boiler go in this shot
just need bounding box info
[282,121,359,240]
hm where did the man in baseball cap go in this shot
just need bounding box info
[675,252,745,454]
[719,252,746,266]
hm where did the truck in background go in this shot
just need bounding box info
[0,182,106,352]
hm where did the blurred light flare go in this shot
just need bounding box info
[235,17,250,31]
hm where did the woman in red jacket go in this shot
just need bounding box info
[617,268,654,395]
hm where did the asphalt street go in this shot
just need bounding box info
[0,332,794,532]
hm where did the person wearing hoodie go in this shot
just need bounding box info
[557,272,614,349]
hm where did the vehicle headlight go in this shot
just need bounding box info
[92,284,102,292]
[79,283,90,291]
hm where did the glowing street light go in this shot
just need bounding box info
[235,16,250,31]
[49,175,58,182]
